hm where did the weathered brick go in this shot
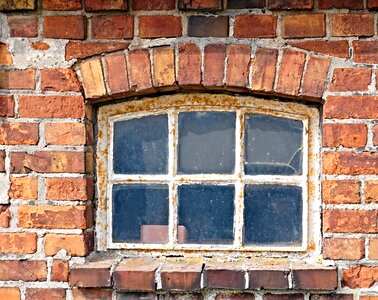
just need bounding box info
[225,44,251,88]
[42,0,82,10]
[227,0,264,8]
[282,14,325,38]
[204,44,226,87]
[0,0,36,10]
[153,47,176,89]
[319,0,363,9]
[329,68,372,92]
[188,16,229,37]
[324,96,378,119]
[360,296,378,300]
[84,0,127,11]
[365,181,378,203]
[0,151,5,172]
[353,41,378,64]
[249,269,289,289]
[70,260,114,288]
[161,295,201,300]
[0,205,10,227]
[11,151,85,174]
[0,260,46,281]
[204,267,245,289]
[0,95,14,117]
[51,260,69,282]
[128,49,153,92]
[81,59,107,99]
[374,125,378,146]
[9,177,38,200]
[268,0,313,10]
[323,124,367,147]
[44,233,93,256]
[26,288,66,300]
[133,0,175,10]
[104,53,129,95]
[289,40,349,58]
[139,16,182,38]
[45,123,86,146]
[323,152,378,175]
[276,50,306,96]
[322,180,360,204]
[161,261,202,291]
[0,43,13,65]
[18,205,91,229]
[216,293,254,299]
[311,295,353,300]
[0,288,20,300]
[332,14,374,37]
[323,238,365,260]
[178,43,202,87]
[72,288,112,300]
[19,95,85,118]
[264,295,304,300]
[368,0,378,8]
[324,209,378,233]
[368,239,378,259]
[179,0,222,10]
[234,15,277,38]
[343,266,378,288]
[92,15,133,39]
[0,69,35,90]
[41,68,81,92]
[292,268,337,290]
[0,122,38,145]
[8,16,38,37]
[0,232,37,254]
[44,16,86,39]
[65,41,129,60]
[30,42,50,51]
[301,56,330,99]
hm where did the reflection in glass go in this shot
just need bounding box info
[113,114,168,174]
[112,184,169,243]
[245,114,303,175]
[178,112,235,174]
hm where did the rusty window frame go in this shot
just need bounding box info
[96,94,320,255]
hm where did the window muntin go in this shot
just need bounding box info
[97,94,320,254]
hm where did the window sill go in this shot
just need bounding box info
[69,258,337,292]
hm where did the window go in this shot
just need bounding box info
[96,94,320,254]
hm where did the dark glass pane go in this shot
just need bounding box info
[178,112,235,174]
[112,184,169,243]
[178,185,234,244]
[244,185,302,245]
[245,114,303,175]
[113,115,168,174]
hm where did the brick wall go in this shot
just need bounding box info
[0,0,378,299]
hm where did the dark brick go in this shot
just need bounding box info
[204,269,245,289]
[264,295,304,300]
[249,270,289,289]
[310,295,353,300]
[268,0,313,10]
[216,294,255,300]
[179,0,222,10]
[132,0,175,10]
[227,0,264,8]
[188,16,229,37]
[319,0,364,9]
[160,261,202,291]
[117,293,157,300]
[292,268,338,290]
[84,0,127,11]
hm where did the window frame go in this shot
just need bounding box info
[96,94,321,256]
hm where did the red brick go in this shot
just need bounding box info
[44,16,86,39]
[301,56,330,99]
[324,96,378,119]
[42,0,82,10]
[323,238,365,260]
[353,41,378,64]
[0,95,14,117]
[0,69,35,90]
[179,0,222,10]
[204,44,226,87]
[249,270,289,289]
[204,267,245,289]
[264,295,303,300]
[0,288,20,300]
[45,123,86,146]
[322,180,360,204]
[18,205,91,229]
[0,260,46,281]
[11,151,85,174]
[292,268,337,290]
[332,14,374,37]
[41,68,81,92]
[374,125,378,146]
[0,122,38,145]
[227,0,264,8]
[72,289,112,300]
[9,177,38,200]
[65,41,129,60]
[51,260,69,282]
[19,95,85,118]
[133,0,175,10]
[282,14,325,38]
[368,0,378,8]
[178,43,202,87]
[311,295,353,300]
[104,53,129,95]
[343,266,378,288]
[26,288,66,300]
[81,59,106,99]
[365,181,378,203]
[225,44,251,88]
[161,260,202,291]
[44,233,93,256]
[153,47,176,89]
[330,68,372,92]
[0,205,10,227]
[289,40,350,59]
[368,239,378,259]
[128,49,153,92]
[268,0,313,10]
[0,151,5,173]
[84,0,127,11]
[30,42,50,51]
[70,260,114,288]
[188,16,229,37]
[324,209,378,233]
[234,15,277,38]
[139,16,182,38]
[92,15,133,39]
[319,0,364,9]
[0,232,37,254]
[8,16,38,37]
[360,297,378,300]
[323,124,367,147]
[0,43,13,65]
[276,49,306,96]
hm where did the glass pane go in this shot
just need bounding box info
[245,114,303,175]
[113,115,168,174]
[178,185,234,244]
[178,112,235,174]
[112,184,169,243]
[244,185,302,245]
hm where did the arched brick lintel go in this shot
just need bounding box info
[76,43,332,104]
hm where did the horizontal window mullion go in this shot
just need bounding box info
[109,175,170,184]
[243,175,304,185]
